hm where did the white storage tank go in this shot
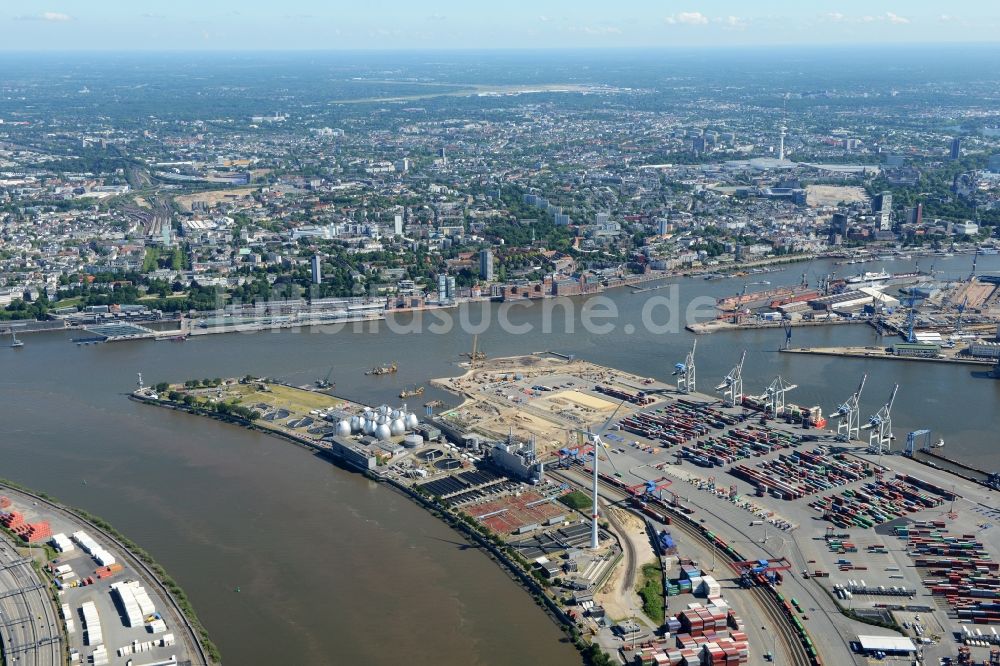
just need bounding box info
[403,434,423,448]
[336,420,352,437]
[350,415,362,432]
[404,412,419,429]
[374,423,392,441]
[362,419,375,435]
[389,418,405,436]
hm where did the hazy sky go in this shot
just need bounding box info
[2,1,999,50]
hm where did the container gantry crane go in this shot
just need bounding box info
[716,350,746,408]
[764,376,797,417]
[863,384,899,455]
[674,339,697,394]
[833,374,867,442]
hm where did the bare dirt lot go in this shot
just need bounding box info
[806,185,868,207]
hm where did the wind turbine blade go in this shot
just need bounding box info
[596,398,629,437]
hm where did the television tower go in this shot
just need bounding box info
[778,94,788,161]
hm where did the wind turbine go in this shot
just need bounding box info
[575,399,629,550]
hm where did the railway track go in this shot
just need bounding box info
[554,467,814,666]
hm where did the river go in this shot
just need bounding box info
[2,253,998,664]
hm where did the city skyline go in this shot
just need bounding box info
[2,1,1000,51]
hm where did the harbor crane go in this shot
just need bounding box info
[764,375,797,416]
[674,339,697,394]
[833,373,867,442]
[956,296,969,335]
[716,350,746,408]
[732,281,770,322]
[863,384,899,455]
[136,372,144,391]
[575,399,629,550]
[904,429,932,457]
[902,293,924,343]
[781,319,792,351]
[316,366,334,389]
[626,477,673,499]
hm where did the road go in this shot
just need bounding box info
[0,536,61,666]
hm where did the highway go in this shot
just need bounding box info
[0,536,61,666]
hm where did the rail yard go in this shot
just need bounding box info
[0,486,207,666]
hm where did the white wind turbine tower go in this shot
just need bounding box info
[576,399,629,550]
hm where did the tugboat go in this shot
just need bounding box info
[366,361,398,376]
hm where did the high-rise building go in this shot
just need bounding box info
[951,137,962,160]
[393,214,404,236]
[479,249,494,281]
[446,276,456,300]
[832,212,849,236]
[872,191,892,230]
[311,255,322,285]
[906,204,923,226]
[657,219,670,236]
[437,273,448,302]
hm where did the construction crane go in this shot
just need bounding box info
[716,350,746,408]
[575,399,629,550]
[863,384,899,455]
[833,373,867,442]
[764,375,797,416]
[674,339,697,394]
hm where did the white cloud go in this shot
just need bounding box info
[569,25,622,35]
[939,14,954,22]
[716,15,747,29]
[15,11,74,22]
[665,12,709,26]
[538,15,550,22]
[822,11,910,25]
